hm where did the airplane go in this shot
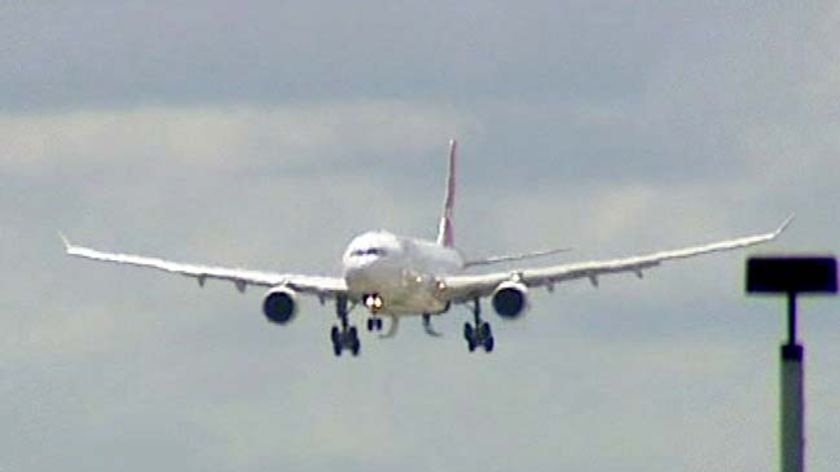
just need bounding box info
[62,140,793,356]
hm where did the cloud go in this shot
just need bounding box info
[0,1,682,111]
[0,101,479,177]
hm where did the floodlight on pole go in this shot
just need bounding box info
[746,256,837,472]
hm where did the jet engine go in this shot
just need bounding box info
[262,286,298,325]
[491,281,529,319]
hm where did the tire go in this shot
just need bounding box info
[463,322,473,341]
[351,340,361,356]
[330,325,340,344]
[484,336,494,353]
[479,322,491,340]
[349,326,358,343]
[468,338,476,352]
[333,341,342,356]
[367,318,374,331]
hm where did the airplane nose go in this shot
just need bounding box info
[344,257,395,294]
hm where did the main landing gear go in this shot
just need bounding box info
[463,298,494,353]
[331,295,360,356]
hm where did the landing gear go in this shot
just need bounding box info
[463,298,494,353]
[422,313,443,337]
[349,326,360,356]
[331,295,360,357]
[366,316,384,332]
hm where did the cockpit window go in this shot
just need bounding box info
[350,247,387,257]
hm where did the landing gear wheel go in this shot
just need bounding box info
[464,299,496,353]
[367,317,385,332]
[367,317,384,331]
[331,295,362,357]
[479,322,491,340]
[330,325,343,356]
[348,326,360,356]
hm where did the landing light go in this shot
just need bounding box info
[364,294,384,312]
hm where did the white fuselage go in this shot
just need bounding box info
[342,230,463,315]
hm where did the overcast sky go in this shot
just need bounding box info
[2,1,839,471]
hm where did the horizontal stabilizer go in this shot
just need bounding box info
[464,247,572,268]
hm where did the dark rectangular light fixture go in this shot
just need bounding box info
[747,256,837,294]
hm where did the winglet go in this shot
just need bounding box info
[774,214,795,237]
[58,232,72,251]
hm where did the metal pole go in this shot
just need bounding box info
[780,293,804,472]
[747,256,837,472]
[787,293,797,345]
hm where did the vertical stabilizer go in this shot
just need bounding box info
[436,139,457,247]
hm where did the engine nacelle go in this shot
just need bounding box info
[491,281,529,319]
[262,286,298,325]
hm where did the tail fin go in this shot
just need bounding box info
[436,139,457,247]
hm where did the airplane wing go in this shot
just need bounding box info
[60,235,347,299]
[439,216,793,303]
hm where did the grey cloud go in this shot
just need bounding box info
[2,1,715,111]
[0,102,479,178]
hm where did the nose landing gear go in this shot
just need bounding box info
[366,316,384,332]
[463,298,494,352]
[363,293,386,333]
